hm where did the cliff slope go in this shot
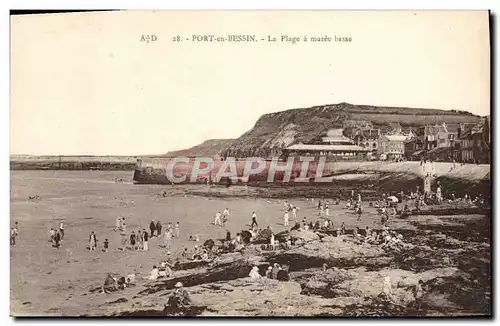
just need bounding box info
[165,139,235,157]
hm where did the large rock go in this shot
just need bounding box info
[289,230,320,242]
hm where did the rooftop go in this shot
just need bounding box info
[321,136,354,143]
[383,134,408,142]
[287,144,369,152]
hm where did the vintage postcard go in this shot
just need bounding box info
[10,10,491,317]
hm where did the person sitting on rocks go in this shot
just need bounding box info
[117,276,127,290]
[102,274,117,293]
[201,249,210,261]
[291,222,301,231]
[126,273,136,286]
[149,265,159,281]
[166,282,192,310]
[159,254,174,278]
[192,245,202,260]
[265,266,272,278]
[382,233,392,245]
[204,239,215,251]
[271,263,280,279]
[276,267,290,281]
[249,266,261,279]
[240,230,252,244]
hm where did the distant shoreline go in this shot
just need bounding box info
[10,156,139,171]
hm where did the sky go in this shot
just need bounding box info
[10,11,490,156]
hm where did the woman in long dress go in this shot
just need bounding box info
[89,231,97,251]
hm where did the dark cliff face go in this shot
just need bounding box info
[219,102,481,158]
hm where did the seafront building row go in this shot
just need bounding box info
[282,118,490,163]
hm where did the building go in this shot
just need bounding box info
[404,137,421,160]
[387,122,402,134]
[415,123,445,152]
[353,129,381,153]
[320,129,355,145]
[378,134,407,159]
[459,117,491,163]
[285,143,370,160]
[284,128,370,160]
[404,127,417,140]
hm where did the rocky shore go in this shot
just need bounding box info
[75,212,490,317]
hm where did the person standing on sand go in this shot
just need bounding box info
[103,238,109,252]
[54,230,61,248]
[340,222,346,235]
[175,222,180,238]
[292,206,298,220]
[137,230,143,250]
[121,219,127,233]
[214,212,222,226]
[283,210,289,226]
[14,222,19,235]
[156,220,162,237]
[222,208,230,224]
[143,229,149,251]
[59,222,65,240]
[89,231,97,251]
[10,228,17,246]
[130,231,137,250]
[115,217,122,231]
[251,212,258,229]
[356,204,363,222]
[165,229,172,250]
[149,220,156,238]
[49,228,56,244]
[325,204,329,217]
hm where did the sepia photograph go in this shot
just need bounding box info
[9,10,491,317]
